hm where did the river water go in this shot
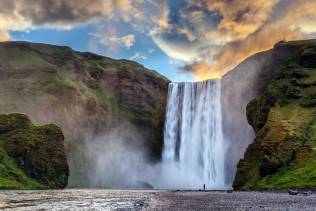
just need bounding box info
[0,189,315,210]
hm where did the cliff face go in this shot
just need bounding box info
[234,40,316,189]
[0,113,69,189]
[221,50,273,185]
[0,41,170,187]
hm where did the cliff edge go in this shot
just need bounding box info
[234,40,316,189]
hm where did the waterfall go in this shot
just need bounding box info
[161,80,226,190]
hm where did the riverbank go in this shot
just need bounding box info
[0,189,315,210]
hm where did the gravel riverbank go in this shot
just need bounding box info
[0,189,315,210]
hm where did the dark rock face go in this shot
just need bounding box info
[0,41,170,186]
[299,48,316,68]
[234,40,316,190]
[0,113,69,189]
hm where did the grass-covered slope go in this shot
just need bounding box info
[0,113,69,189]
[0,41,169,186]
[234,40,316,189]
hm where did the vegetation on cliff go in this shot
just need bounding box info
[0,113,69,189]
[0,41,169,186]
[234,40,316,190]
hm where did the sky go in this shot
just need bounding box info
[1,0,316,82]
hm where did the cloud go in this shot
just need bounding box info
[0,30,10,41]
[148,49,155,54]
[17,0,112,27]
[153,34,203,63]
[0,0,146,40]
[182,62,223,79]
[151,0,316,79]
[192,0,316,80]
[129,52,147,61]
[90,32,135,50]
[189,0,278,41]
[0,0,112,34]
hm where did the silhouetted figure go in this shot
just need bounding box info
[203,184,206,191]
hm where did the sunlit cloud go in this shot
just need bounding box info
[150,0,316,80]
[90,32,135,51]
[0,29,10,41]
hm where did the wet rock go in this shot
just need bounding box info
[289,190,298,195]
[286,86,302,99]
[134,200,148,209]
[303,191,312,196]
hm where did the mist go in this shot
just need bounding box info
[83,122,157,189]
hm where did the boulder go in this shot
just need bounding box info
[0,113,69,189]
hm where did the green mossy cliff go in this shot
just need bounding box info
[0,41,169,186]
[234,40,316,190]
[0,113,69,189]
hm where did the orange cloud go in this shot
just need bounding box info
[189,0,278,40]
[185,0,316,80]
[183,62,223,79]
[0,30,10,41]
[196,26,305,80]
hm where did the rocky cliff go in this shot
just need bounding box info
[0,113,69,189]
[221,49,273,185]
[234,40,316,189]
[0,41,170,187]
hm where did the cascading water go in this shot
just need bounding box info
[161,80,227,190]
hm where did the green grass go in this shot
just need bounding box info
[0,137,44,189]
[0,46,55,71]
[254,156,316,189]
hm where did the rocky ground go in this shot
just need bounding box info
[0,189,316,210]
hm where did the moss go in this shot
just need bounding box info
[0,136,44,189]
[0,113,32,134]
[234,40,316,190]
[0,113,69,189]
[254,156,316,189]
